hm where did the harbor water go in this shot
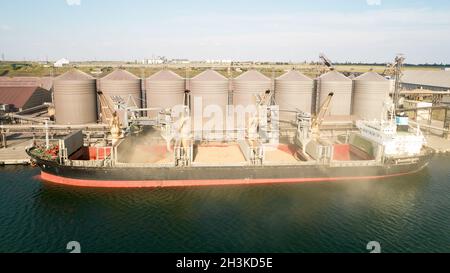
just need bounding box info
[0,155,449,253]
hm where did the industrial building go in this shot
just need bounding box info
[1,67,447,128]
[0,77,54,90]
[54,58,70,68]
[401,70,450,91]
[0,86,51,113]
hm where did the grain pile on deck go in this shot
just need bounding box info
[194,144,246,164]
[264,148,299,163]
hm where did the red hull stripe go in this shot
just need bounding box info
[39,169,420,189]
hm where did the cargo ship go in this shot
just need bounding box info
[27,91,432,188]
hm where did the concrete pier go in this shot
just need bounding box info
[0,136,33,165]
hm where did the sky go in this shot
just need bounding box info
[1,0,450,64]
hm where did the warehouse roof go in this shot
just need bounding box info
[0,77,42,87]
[0,77,54,90]
[0,86,40,108]
[401,70,450,89]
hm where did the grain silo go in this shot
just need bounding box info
[352,72,390,120]
[233,70,272,108]
[275,70,314,121]
[53,69,97,125]
[316,71,352,116]
[100,69,141,126]
[146,70,185,117]
[190,69,229,124]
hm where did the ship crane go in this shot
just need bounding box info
[248,89,275,141]
[296,92,334,152]
[97,91,123,145]
[246,89,277,165]
[311,92,334,137]
[159,90,193,166]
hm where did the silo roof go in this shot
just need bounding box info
[192,69,228,81]
[56,69,94,81]
[235,70,271,81]
[276,70,312,81]
[102,69,139,80]
[354,72,387,81]
[317,71,351,81]
[147,70,183,81]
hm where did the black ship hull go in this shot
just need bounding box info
[28,149,432,188]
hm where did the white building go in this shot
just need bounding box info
[142,59,164,65]
[205,59,232,64]
[54,58,70,68]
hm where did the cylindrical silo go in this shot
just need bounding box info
[100,69,141,126]
[233,70,272,108]
[146,70,185,117]
[275,70,314,121]
[352,72,390,120]
[316,71,353,116]
[190,69,229,132]
[53,69,97,125]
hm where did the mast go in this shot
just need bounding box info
[392,54,405,115]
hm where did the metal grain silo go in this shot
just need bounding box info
[353,72,390,120]
[233,70,272,108]
[190,69,229,121]
[275,70,314,121]
[53,69,97,125]
[146,70,185,116]
[100,69,141,126]
[316,71,352,116]
[190,69,230,137]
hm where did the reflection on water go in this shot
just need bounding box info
[0,156,449,253]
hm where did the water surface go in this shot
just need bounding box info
[0,155,449,253]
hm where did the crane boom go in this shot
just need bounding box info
[97,90,123,143]
[319,53,334,70]
[311,92,334,136]
[97,91,116,123]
